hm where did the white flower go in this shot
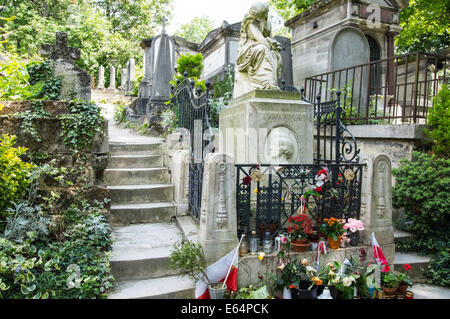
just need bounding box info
[343,276,355,287]
[301,258,309,266]
[326,262,334,268]
[306,266,316,273]
[332,276,341,284]
[328,270,335,276]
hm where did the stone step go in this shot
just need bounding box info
[394,228,415,245]
[110,222,182,281]
[109,142,163,156]
[108,184,174,204]
[108,155,164,169]
[108,275,195,299]
[105,168,169,186]
[110,202,175,226]
[394,252,431,282]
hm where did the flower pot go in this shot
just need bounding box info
[290,281,318,299]
[282,287,292,299]
[349,232,359,246]
[291,238,311,252]
[209,282,227,299]
[317,285,338,299]
[382,285,399,295]
[327,236,342,250]
[397,282,409,295]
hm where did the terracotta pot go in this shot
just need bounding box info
[383,285,399,295]
[397,282,408,295]
[291,238,311,252]
[328,236,342,250]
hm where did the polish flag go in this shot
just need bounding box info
[196,246,239,299]
[371,232,387,266]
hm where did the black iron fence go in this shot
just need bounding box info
[236,163,364,238]
[304,51,449,124]
[170,76,214,222]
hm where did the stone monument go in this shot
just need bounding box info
[97,65,105,89]
[219,3,314,165]
[233,2,282,99]
[126,58,136,94]
[108,65,116,90]
[120,68,127,90]
[40,32,91,101]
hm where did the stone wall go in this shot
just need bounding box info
[0,100,110,216]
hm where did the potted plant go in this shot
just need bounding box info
[287,213,313,252]
[289,258,320,299]
[319,217,346,249]
[343,218,365,246]
[380,262,400,295]
[169,240,227,299]
[317,262,340,298]
[397,264,412,294]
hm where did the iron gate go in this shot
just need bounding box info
[170,76,215,222]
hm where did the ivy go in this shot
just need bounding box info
[18,101,50,142]
[59,101,104,153]
[27,60,62,100]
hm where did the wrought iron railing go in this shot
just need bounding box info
[170,75,214,222]
[304,51,449,124]
[236,163,364,239]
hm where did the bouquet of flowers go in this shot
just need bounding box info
[319,217,346,241]
[287,213,313,240]
[343,218,365,233]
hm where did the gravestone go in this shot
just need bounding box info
[126,58,136,94]
[108,66,116,90]
[40,32,91,101]
[120,68,127,90]
[97,66,105,89]
[274,36,294,87]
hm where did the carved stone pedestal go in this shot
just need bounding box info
[198,153,238,264]
[218,90,314,165]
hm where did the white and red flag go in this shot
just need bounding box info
[195,245,239,299]
[371,232,387,266]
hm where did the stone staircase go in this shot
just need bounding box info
[393,228,431,282]
[106,141,196,299]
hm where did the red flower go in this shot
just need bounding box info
[317,169,327,176]
[315,187,323,192]
[243,176,252,186]
[403,264,412,271]
[287,226,293,233]
[381,266,390,273]
[289,284,297,289]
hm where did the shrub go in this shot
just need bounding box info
[113,99,127,124]
[426,84,450,158]
[0,134,36,227]
[392,151,450,236]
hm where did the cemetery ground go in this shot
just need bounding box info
[0,0,449,302]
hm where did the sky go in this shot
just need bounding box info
[166,0,259,34]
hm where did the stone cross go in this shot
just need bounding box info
[40,31,81,62]
[97,66,105,89]
[109,66,116,89]
[161,16,168,34]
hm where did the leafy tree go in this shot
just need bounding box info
[174,16,214,44]
[425,84,450,158]
[269,0,317,22]
[396,0,450,53]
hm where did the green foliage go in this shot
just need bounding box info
[396,0,450,53]
[174,16,215,44]
[160,108,178,135]
[113,99,127,124]
[0,201,114,299]
[0,52,43,101]
[425,84,450,158]
[0,134,36,227]
[424,250,450,287]
[59,101,104,152]
[18,101,50,142]
[209,65,234,128]
[175,53,204,79]
[269,0,317,21]
[392,152,450,236]
[169,240,211,285]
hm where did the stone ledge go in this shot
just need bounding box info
[344,124,427,140]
